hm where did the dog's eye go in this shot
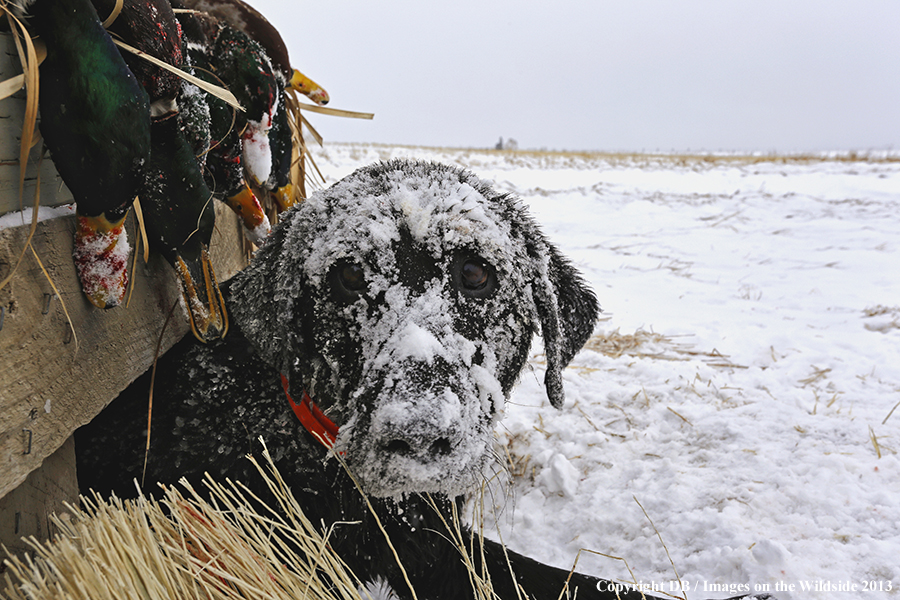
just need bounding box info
[454,256,496,298]
[462,260,488,289]
[339,263,366,291]
[329,261,367,300]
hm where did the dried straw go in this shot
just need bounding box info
[633,496,684,600]
[99,0,124,28]
[2,442,366,600]
[0,4,44,294]
[1,439,527,600]
[292,102,374,120]
[584,329,746,369]
[1,437,679,600]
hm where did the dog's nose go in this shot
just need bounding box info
[383,435,454,458]
[375,410,459,459]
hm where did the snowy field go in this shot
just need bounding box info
[310,143,900,600]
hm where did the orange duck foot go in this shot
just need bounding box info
[73,213,130,309]
[175,247,229,343]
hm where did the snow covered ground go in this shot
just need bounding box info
[310,143,900,600]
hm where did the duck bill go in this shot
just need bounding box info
[73,212,130,309]
[272,181,296,213]
[175,246,229,342]
[224,183,271,244]
[289,69,330,106]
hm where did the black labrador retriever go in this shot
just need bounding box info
[77,159,764,600]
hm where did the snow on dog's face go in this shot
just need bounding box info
[231,160,599,497]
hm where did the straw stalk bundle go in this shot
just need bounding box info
[2,443,397,600]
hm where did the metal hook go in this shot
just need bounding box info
[42,293,56,315]
[22,428,32,455]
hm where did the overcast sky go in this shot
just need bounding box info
[252,0,900,153]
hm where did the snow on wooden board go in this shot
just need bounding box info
[310,143,900,600]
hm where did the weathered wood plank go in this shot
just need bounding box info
[0,435,77,558]
[0,202,250,500]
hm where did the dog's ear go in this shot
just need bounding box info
[228,215,300,374]
[533,243,600,409]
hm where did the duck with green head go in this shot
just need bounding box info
[24,0,151,308]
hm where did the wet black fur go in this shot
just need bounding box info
[77,161,760,600]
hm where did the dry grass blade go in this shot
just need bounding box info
[322,444,420,600]
[125,202,149,308]
[132,198,151,263]
[633,496,685,600]
[799,366,831,387]
[299,115,327,187]
[0,9,44,294]
[423,490,501,600]
[1,150,81,353]
[884,400,900,425]
[27,243,79,355]
[863,304,900,318]
[283,90,325,202]
[100,0,124,28]
[295,100,325,147]
[5,11,41,210]
[279,87,372,204]
[866,426,895,458]
[3,493,192,599]
[0,437,569,600]
[585,329,670,359]
[112,38,243,111]
[236,445,373,598]
[0,71,26,100]
[284,92,310,192]
[294,103,374,120]
[563,549,650,600]
[869,426,882,459]
[665,407,692,426]
[126,223,140,307]
[141,300,180,487]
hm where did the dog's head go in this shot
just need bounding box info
[230,160,599,497]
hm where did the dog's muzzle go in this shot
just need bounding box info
[370,371,464,461]
[338,355,498,498]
